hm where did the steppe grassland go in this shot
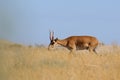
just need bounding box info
[0,41,120,80]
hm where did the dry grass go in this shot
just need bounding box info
[0,40,120,80]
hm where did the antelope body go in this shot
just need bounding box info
[48,32,99,53]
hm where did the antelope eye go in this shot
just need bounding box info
[50,41,55,45]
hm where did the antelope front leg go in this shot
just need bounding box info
[70,49,75,53]
[69,46,76,54]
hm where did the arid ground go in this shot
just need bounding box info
[0,40,120,80]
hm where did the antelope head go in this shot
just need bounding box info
[48,31,58,50]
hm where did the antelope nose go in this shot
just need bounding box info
[48,45,52,50]
[48,46,50,50]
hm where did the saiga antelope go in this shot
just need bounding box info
[48,31,99,54]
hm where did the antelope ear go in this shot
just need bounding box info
[55,38,58,41]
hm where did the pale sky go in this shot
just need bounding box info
[0,0,120,45]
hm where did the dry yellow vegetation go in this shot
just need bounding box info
[0,40,120,80]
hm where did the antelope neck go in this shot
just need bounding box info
[57,39,67,47]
